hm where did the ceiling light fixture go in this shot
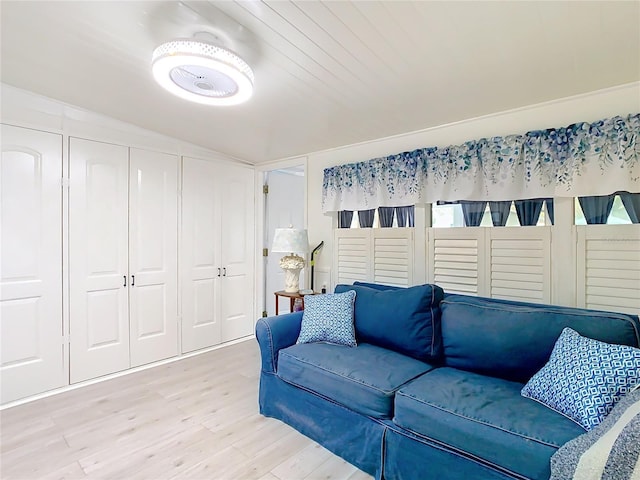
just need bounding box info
[152,39,254,106]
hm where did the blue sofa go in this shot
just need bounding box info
[256,282,640,480]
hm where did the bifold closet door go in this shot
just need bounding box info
[181,157,221,353]
[69,138,130,383]
[220,165,255,342]
[1,124,65,404]
[128,148,178,367]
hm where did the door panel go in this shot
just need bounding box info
[1,124,64,403]
[220,165,254,341]
[128,148,178,367]
[69,137,129,383]
[135,284,167,337]
[181,157,221,353]
[193,279,216,327]
[86,289,122,347]
[221,274,251,340]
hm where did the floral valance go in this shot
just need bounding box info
[322,114,640,213]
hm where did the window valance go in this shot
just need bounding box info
[322,114,640,213]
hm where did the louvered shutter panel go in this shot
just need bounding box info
[430,229,483,295]
[373,229,413,287]
[577,225,640,315]
[489,228,551,303]
[333,229,371,285]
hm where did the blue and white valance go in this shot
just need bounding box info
[322,114,640,213]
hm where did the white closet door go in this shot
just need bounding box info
[181,157,221,353]
[1,125,64,403]
[128,148,178,367]
[69,138,129,383]
[220,165,255,342]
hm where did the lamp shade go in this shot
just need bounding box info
[272,228,308,254]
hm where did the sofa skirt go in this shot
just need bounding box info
[259,371,385,478]
[260,371,533,480]
[383,427,521,480]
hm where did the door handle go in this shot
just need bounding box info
[222,267,226,277]
[131,275,135,287]
[217,267,221,277]
[123,275,127,287]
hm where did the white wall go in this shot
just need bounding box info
[304,82,640,302]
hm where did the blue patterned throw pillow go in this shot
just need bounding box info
[297,290,357,347]
[521,328,640,430]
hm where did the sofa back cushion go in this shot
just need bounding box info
[353,281,402,291]
[334,283,444,361]
[440,295,640,383]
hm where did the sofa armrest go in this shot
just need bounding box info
[255,311,303,373]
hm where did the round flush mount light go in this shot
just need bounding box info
[152,39,254,106]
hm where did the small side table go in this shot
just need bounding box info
[274,290,318,315]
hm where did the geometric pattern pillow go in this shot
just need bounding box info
[296,290,357,347]
[521,328,640,430]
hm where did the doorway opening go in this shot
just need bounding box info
[263,166,305,317]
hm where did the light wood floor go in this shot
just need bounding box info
[0,339,373,480]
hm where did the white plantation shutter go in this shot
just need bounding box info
[373,229,413,287]
[429,229,484,295]
[333,228,414,288]
[577,225,640,315]
[489,228,551,303]
[333,229,371,285]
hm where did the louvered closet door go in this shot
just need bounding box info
[128,148,178,367]
[220,164,255,342]
[181,157,221,353]
[69,138,129,383]
[1,125,65,404]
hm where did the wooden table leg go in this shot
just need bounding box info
[275,293,279,315]
[290,297,295,313]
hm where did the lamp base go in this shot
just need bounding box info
[283,268,303,293]
[280,254,305,293]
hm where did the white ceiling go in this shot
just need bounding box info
[1,1,639,164]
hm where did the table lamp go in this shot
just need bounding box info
[272,227,309,293]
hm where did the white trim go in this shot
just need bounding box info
[254,157,309,318]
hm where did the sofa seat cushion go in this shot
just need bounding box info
[393,368,586,480]
[277,342,434,419]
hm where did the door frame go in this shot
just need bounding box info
[254,157,308,320]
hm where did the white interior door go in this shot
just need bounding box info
[69,138,129,383]
[128,148,178,367]
[266,169,305,316]
[220,164,255,341]
[181,157,221,353]
[1,124,65,404]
